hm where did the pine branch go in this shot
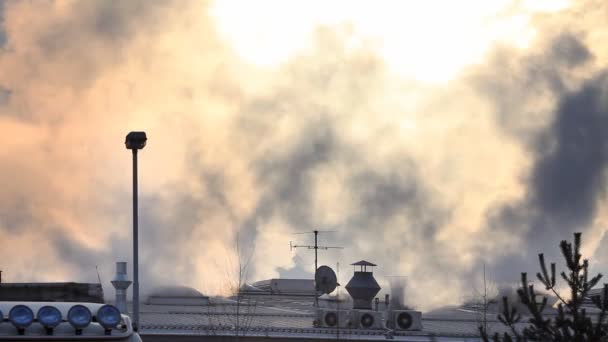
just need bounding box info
[492,232,608,341]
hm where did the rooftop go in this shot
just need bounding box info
[135,294,531,341]
[146,285,209,306]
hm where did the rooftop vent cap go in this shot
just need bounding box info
[345,260,381,310]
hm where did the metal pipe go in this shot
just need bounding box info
[314,230,318,273]
[112,261,132,315]
[132,149,139,331]
[314,230,318,307]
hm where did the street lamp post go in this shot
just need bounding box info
[125,131,147,331]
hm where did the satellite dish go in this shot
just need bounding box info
[315,265,338,294]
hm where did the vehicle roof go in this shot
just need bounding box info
[0,302,134,340]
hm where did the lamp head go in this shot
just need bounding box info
[125,131,147,150]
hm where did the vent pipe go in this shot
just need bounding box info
[345,260,381,310]
[111,262,132,314]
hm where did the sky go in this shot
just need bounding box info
[0,0,608,310]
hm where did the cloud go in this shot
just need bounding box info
[0,0,5,49]
[473,3,608,282]
[483,70,608,281]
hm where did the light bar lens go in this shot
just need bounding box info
[96,305,121,329]
[37,306,62,328]
[9,305,34,328]
[67,305,92,329]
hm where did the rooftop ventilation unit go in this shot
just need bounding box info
[352,309,386,329]
[390,310,422,331]
[315,308,354,328]
[345,260,381,310]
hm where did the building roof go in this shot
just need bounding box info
[147,286,206,299]
[0,282,104,303]
[135,294,531,341]
[146,286,209,306]
[135,290,608,341]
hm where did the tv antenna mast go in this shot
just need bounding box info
[290,230,343,305]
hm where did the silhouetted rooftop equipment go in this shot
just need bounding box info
[251,279,316,296]
[125,131,147,150]
[315,266,338,295]
[290,230,343,306]
[0,283,104,303]
[111,261,131,314]
[125,130,147,331]
[351,260,376,270]
[345,260,381,310]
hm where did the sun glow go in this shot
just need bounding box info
[210,0,569,83]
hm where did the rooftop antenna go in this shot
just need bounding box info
[337,262,340,340]
[290,230,343,306]
[96,265,105,300]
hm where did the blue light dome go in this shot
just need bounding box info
[96,305,121,329]
[37,306,62,328]
[9,305,34,328]
[67,305,92,329]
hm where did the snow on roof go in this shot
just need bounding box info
[147,285,208,299]
[136,294,536,340]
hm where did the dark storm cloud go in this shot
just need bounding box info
[255,118,335,222]
[0,195,32,233]
[49,188,219,292]
[477,32,592,141]
[236,118,338,272]
[241,112,446,278]
[525,72,608,259]
[0,87,10,105]
[549,33,592,68]
[349,164,441,239]
[342,162,449,273]
[531,72,608,228]
[2,0,175,122]
[36,0,169,57]
[52,233,107,272]
[0,0,5,48]
[486,66,608,279]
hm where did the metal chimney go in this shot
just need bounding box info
[345,260,381,310]
[111,262,132,314]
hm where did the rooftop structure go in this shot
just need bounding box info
[112,261,132,314]
[135,294,534,341]
[345,260,381,310]
[0,283,104,303]
[146,286,209,306]
[249,279,316,296]
[351,260,377,268]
